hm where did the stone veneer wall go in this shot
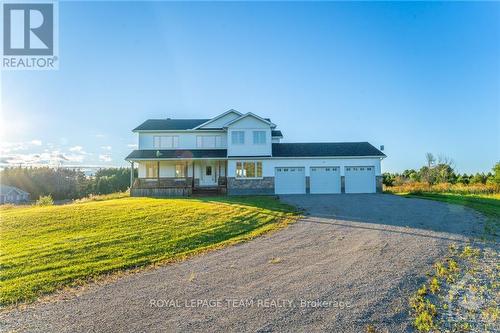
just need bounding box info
[227,177,275,195]
[376,176,383,193]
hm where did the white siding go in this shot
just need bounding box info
[227,116,272,157]
[228,158,382,178]
[138,131,227,150]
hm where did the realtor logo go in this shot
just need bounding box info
[2,1,58,70]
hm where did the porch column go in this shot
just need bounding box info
[130,161,134,188]
[192,161,195,188]
[185,161,188,186]
[157,161,160,186]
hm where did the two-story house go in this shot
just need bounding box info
[126,109,386,196]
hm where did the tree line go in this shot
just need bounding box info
[0,167,137,200]
[383,154,500,187]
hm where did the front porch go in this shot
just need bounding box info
[129,159,227,197]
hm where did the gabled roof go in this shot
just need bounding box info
[133,119,210,131]
[223,112,277,128]
[192,109,242,129]
[271,142,386,157]
[0,185,29,195]
[126,149,227,160]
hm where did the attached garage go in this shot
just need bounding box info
[345,166,376,193]
[275,167,305,194]
[310,167,341,194]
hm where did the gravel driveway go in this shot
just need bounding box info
[0,194,485,332]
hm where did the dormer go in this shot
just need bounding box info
[226,113,275,157]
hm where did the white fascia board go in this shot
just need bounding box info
[223,112,277,128]
[126,157,227,161]
[192,109,242,130]
[226,156,386,160]
[132,129,226,133]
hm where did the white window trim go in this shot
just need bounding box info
[153,135,179,149]
[175,163,186,178]
[252,130,266,145]
[196,135,224,148]
[235,161,263,179]
[231,131,245,145]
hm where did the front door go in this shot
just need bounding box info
[200,161,217,186]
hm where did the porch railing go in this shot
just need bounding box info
[133,177,228,189]
[133,178,193,189]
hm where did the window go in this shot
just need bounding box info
[236,161,263,178]
[253,131,266,144]
[206,166,212,176]
[145,161,158,178]
[196,135,223,148]
[175,164,185,177]
[231,131,245,145]
[153,136,178,148]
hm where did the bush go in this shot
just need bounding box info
[36,195,54,206]
[73,191,129,204]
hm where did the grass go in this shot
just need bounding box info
[0,196,298,307]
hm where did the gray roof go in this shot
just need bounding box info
[133,119,210,131]
[133,116,274,131]
[126,149,227,159]
[0,185,29,195]
[271,130,283,137]
[272,142,385,157]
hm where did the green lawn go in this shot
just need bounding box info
[0,196,297,306]
[397,193,500,236]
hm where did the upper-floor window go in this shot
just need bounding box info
[231,131,245,145]
[253,131,266,145]
[196,135,223,148]
[153,136,178,149]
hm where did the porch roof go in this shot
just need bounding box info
[126,149,227,160]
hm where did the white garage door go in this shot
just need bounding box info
[345,166,376,193]
[275,167,305,194]
[310,167,341,194]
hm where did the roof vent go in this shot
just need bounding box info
[380,145,384,151]
[166,118,171,120]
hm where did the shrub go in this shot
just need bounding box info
[36,195,54,206]
[73,191,129,204]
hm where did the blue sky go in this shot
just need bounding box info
[1,1,499,173]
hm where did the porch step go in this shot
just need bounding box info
[192,187,223,197]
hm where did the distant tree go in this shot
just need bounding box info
[425,153,435,168]
[470,173,487,185]
[492,162,500,185]
[0,166,137,200]
[456,173,469,185]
